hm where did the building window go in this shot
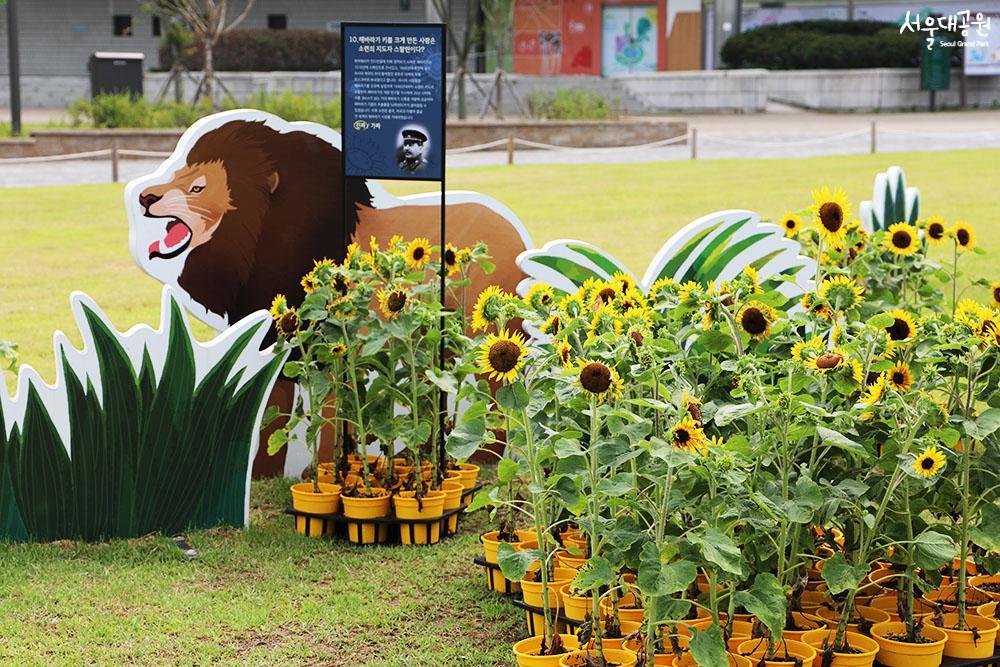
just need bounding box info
[267,14,287,30]
[152,16,161,37]
[113,14,133,37]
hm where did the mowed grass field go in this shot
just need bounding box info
[0,149,999,664]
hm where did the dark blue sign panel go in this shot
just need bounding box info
[342,23,446,181]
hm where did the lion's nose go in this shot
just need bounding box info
[139,192,162,210]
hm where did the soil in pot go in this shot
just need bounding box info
[558,648,638,667]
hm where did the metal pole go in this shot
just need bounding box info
[690,127,697,160]
[870,121,876,154]
[506,134,514,165]
[6,0,22,137]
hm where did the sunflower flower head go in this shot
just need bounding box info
[556,340,575,368]
[671,417,709,456]
[780,213,803,238]
[991,282,1000,310]
[810,186,852,250]
[883,309,919,344]
[269,294,289,321]
[577,360,624,403]
[405,237,433,268]
[884,222,920,257]
[377,287,409,320]
[951,222,975,252]
[859,373,888,407]
[913,446,946,479]
[887,362,912,392]
[471,285,514,332]
[923,216,947,245]
[737,300,778,340]
[442,243,460,275]
[818,275,864,313]
[524,282,556,312]
[791,336,824,362]
[478,330,529,384]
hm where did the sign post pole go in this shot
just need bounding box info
[341,21,449,479]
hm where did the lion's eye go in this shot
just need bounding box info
[189,185,204,194]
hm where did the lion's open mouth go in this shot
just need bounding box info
[148,218,193,260]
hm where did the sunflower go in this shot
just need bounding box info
[671,417,709,455]
[810,186,852,249]
[817,275,864,312]
[791,336,824,362]
[682,391,703,424]
[405,237,433,268]
[329,343,347,358]
[556,340,574,368]
[912,446,946,478]
[859,373,887,407]
[577,360,624,402]
[269,293,288,321]
[344,242,362,269]
[456,247,473,266]
[471,285,512,332]
[883,222,920,257]
[740,266,763,294]
[801,293,833,321]
[737,300,778,340]
[591,282,618,309]
[887,362,912,392]
[377,288,408,320]
[952,222,976,252]
[541,314,563,336]
[621,305,654,331]
[610,272,636,295]
[648,277,677,300]
[924,217,947,245]
[678,281,704,306]
[780,213,803,238]
[558,292,586,319]
[809,350,846,373]
[883,309,918,343]
[586,305,623,344]
[477,330,529,384]
[524,282,555,311]
[442,243,459,275]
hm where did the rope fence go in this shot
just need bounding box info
[2,123,999,182]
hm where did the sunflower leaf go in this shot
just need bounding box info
[816,426,866,456]
[496,382,530,413]
[690,625,729,667]
[821,552,864,595]
[913,530,956,571]
[498,543,540,581]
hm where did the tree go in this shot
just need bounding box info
[144,0,255,107]
[431,0,482,119]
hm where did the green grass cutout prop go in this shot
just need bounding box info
[0,286,285,542]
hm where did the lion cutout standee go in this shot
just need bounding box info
[126,109,533,478]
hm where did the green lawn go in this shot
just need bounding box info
[1,149,998,664]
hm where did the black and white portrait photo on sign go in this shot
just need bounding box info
[397,127,429,174]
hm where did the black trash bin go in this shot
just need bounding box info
[89,51,144,98]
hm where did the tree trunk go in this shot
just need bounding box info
[203,38,215,108]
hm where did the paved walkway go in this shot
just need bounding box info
[2,109,1000,187]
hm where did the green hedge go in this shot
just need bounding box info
[67,91,341,129]
[527,88,621,120]
[721,20,956,70]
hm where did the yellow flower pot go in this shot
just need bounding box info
[559,584,593,622]
[938,612,999,659]
[599,592,645,624]
[869,595,937,621]
[727,620,755,652]
[671,651,754,667]
[870,621,947,667]
[341,489,390,544]
[290,482,340,538]
[513,634,580,667]
[816,605,891,633]
[585,620,643,651]
[481,530,532,593]
[456,462,480,489]
[782,611,829,642]
[393,490,446,545]
[800,586,831,611]
[440,480,464,535]
[555,551,587,571]
[523,567,575,636]
[801,629,879,667]
[559,648,637,667]
[737,638,817,667]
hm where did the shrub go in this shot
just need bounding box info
[159,29,341,72]
[527,88,621,120]
[721,19,958,69]
[67,92,341,129]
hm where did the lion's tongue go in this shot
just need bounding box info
[148,220,190,254]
